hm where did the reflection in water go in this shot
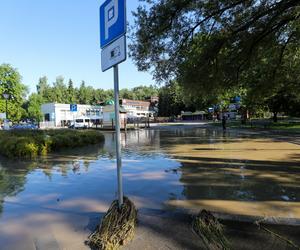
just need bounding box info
[0,127,299,249]
[0,161,28,215]
[0,144,105,217]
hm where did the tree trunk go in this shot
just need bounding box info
[273,112,278,122]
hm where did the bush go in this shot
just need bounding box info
[0,130,105,159]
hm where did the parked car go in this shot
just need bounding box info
[11,123,38,130]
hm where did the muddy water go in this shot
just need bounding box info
[0,126,299,249]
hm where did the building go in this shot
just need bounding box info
[120,99,156,118]
[102,105,127,129]
[41,103,103,128]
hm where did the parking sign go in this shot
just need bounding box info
[100,0,126,48]
[70,104,77,112]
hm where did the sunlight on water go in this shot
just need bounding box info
[0,127,299,249]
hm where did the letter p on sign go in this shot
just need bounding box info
[100,0,126,48]
[105,0,118,40]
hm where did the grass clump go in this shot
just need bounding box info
[192,210,230,250]
[0,129,105,159]
[87,197,137,250]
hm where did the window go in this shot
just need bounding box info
[44,114,50,121]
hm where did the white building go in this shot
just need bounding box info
[41,103,103,128]
[120,99,155,118]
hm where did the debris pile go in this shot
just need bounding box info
[88,197,137,250]
[192,210,230,250]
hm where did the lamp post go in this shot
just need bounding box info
[3,93,10,120]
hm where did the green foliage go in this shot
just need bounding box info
[158,81,185,116]
[52,76,67,103]
[67,79,76,103]
[26,93,44,122]
[35,77,158,106]
[130,0,299,81]
[0,130,105,159]
[130,85,159,100]
[130,0,300,117]
[0,64,28,121]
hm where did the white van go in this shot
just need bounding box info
[69,117,91,129]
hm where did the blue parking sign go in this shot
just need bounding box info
[100,0,126,48]
[70,104,77,112]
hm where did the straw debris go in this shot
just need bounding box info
[192,210,230,250]
[87,197,137,250]
[255,218,300,249]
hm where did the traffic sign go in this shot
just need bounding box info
[70,104,77,112]
[100,0,126,48]
[101,35,126,72]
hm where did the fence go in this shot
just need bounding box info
[39,121,56,129]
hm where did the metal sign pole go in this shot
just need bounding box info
[113,64,123,207]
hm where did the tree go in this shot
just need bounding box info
[27,93,44,122]
[52,76,67,103]
[78,81,88,104]
[0,64,28,121]
[36,76,58,103]
[130,0,300,110]
[131,0,299,79]
[93,88,112,104]
[103,89,114,102]
[67,79,77,103]
[133,85,159,100]
[120,88,135,100]
[37,76,49,96]
[158,81,185,117]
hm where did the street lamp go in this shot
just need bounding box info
[3,92,10,120]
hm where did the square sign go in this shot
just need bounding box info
[100,0,126,48]
[101,35,126,72]
[70,104,77,112]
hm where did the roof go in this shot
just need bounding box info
[121,99,150,107]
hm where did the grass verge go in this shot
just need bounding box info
[212,120,300,133]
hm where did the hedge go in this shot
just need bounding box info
[0,129,105,159]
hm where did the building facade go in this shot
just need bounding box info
[102,105,127,129]
[41,103,103,128]
[120,99,155,118]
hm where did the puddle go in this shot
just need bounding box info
[0,127,299,249]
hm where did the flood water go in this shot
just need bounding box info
[0,126,300,249]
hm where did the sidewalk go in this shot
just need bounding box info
[124,209,300,250]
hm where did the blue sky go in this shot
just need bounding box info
[0,0,154,93]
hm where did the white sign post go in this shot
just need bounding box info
[100,0,126,207]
